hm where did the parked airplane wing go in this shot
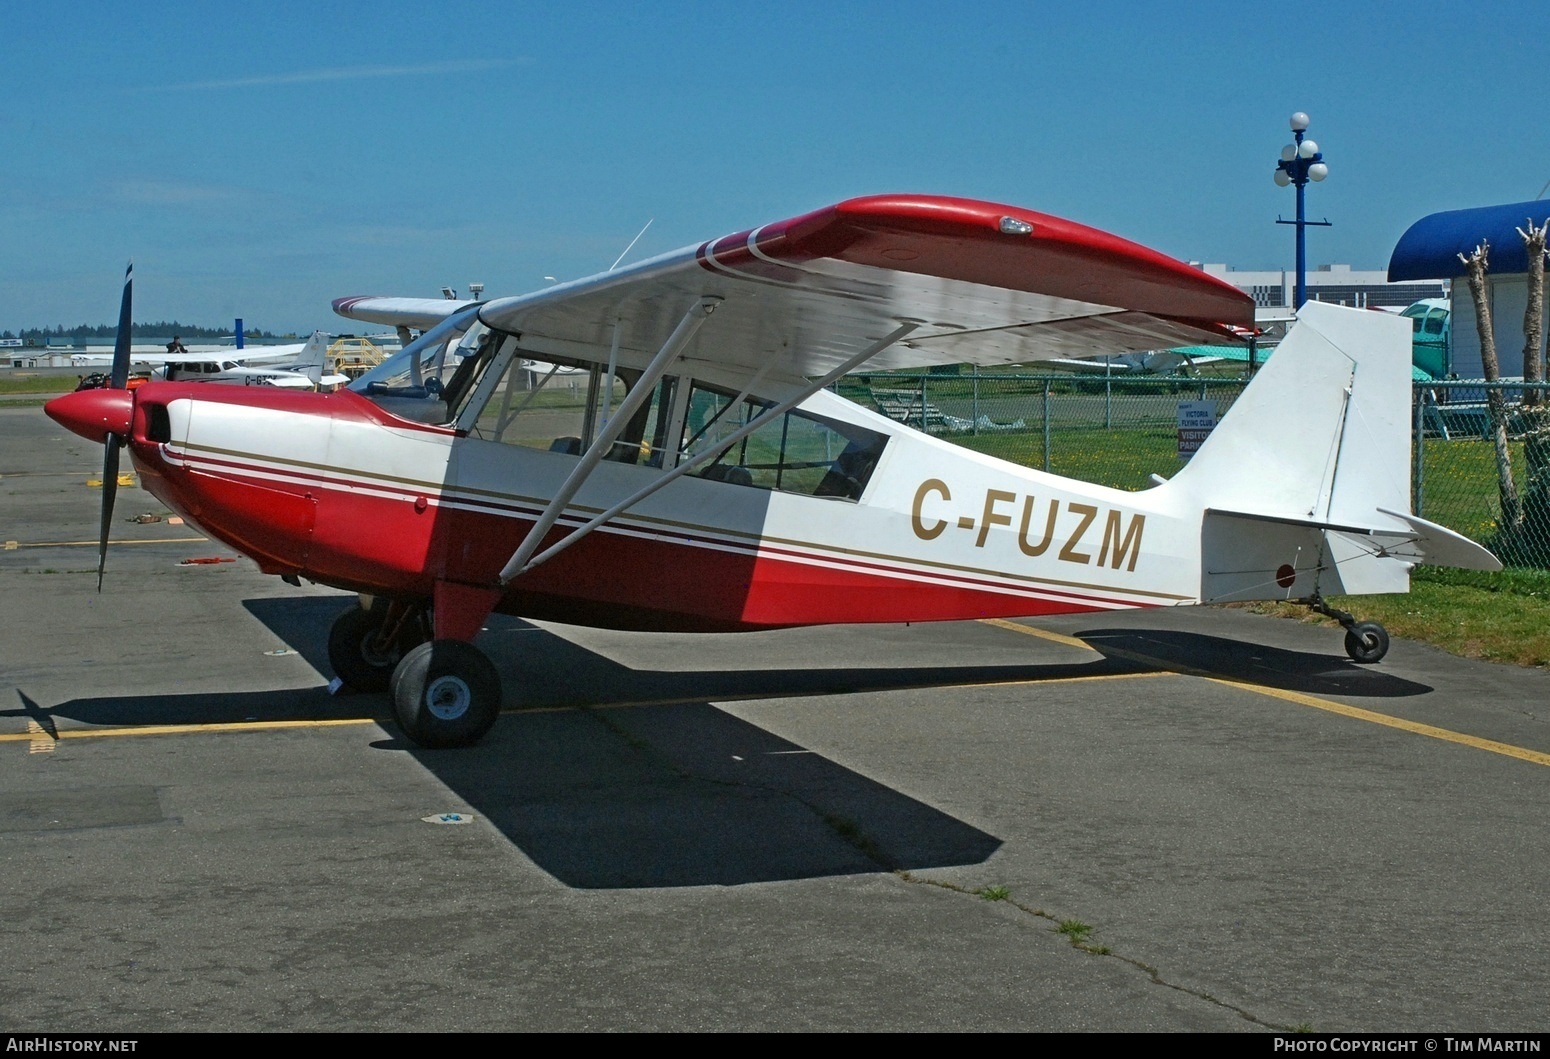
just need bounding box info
[472,195,1254,379]
[332,296,478,330]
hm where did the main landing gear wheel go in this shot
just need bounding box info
[327,603,427,692]
[1344,621,1390,664]
[390,640,502,749]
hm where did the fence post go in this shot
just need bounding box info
[972,365,980,436]
[1042,380,1051,472]
[1412,384,1424,517]
[1104,360,1112,429]
[917,377,928,431]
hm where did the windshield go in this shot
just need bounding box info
[348,307,484,394]
[347,308,490,425]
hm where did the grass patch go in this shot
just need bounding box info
[1053,918,1109,954]
[0,375,77,395]
[1417,437,1524,544]
[959,427,1183,491]
[1055,919,1092,941]
[1244,566,1550,668]
[977,885,1010,901]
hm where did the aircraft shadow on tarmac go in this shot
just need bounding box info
[1073,627,1434,698]
[17,597,1023,888]
[12,598,1430,888]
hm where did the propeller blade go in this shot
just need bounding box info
[98,262,132,591]
[97,435,121,592]
[110,262,133,390]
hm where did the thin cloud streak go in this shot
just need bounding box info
[149,58,518,92]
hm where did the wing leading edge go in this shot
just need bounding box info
[457,195,1253,380]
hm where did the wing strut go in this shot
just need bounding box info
[500,319,920,582]
[497,297,721,583]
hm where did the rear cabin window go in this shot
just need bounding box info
[680,383,887,501]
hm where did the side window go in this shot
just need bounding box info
[679,382,887,501]
[602,373,677,466]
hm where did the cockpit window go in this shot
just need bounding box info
[463,351,677,466]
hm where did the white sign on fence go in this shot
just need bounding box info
[1177,400,1216,459]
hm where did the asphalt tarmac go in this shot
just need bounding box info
[3,404,1549,1033]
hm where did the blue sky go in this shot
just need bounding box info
[3,1,1546,334]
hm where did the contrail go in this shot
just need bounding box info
[149,58,517,93]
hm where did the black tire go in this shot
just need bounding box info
[1344,621,1389,664]
[390,640,502,748]
[327,604,407,692]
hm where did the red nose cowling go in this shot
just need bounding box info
[45,388,135,444]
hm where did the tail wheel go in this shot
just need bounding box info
[390,640,502,748]
[1344,621,1389,664]
[327,603,426,692]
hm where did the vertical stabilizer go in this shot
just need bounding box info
[1169,302,1428,602]
[295,330,329,385]
[1175,301,1411,525]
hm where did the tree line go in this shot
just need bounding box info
[1,322,294,342]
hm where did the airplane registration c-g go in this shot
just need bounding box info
[46,195,1499,748]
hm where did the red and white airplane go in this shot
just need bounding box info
[46,195,1499,749]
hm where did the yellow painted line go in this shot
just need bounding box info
[968,670,1177,690]
[0,717,378,742]
[12,536,209,548]
[979,617,1097,652]
[1198,676,1550,767]
[982,620,1550,769]
[27,719,54,754]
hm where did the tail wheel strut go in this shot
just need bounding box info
[1308,593,1390,664]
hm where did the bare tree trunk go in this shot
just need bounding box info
[1518,218,1547,406]
[1461,242,1521,526]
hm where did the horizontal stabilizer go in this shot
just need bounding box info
[1201,505,1501,604]
[1375,507,1502,571]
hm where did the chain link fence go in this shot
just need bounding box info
[1414,380,1550,568]
[840,372,1550,569]
[840,371,1249,492]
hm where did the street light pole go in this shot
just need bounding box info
[1274,111,1331,310]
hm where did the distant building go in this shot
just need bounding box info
[1390,199,1550,380]
[1191,262,1448,320]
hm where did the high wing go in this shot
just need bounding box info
[461,195,1253,380]
[332,296,478,331]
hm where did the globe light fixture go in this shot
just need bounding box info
[1273,111,1331,309]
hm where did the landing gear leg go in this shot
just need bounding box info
[327,600,430,692]
[1309,592,1390,664]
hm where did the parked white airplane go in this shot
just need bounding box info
[154,331,347,389]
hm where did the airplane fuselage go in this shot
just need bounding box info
[125,380,1202,633]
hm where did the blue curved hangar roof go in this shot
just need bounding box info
[1390,200,1550,281]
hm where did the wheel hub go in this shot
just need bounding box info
[360,632,399,668]
[425,675,472,720]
